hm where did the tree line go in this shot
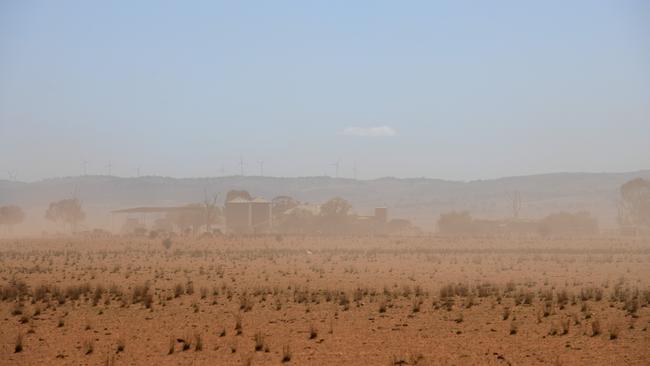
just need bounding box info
[1,178,649,235]
[436,177,650,236]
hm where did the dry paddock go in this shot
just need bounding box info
[1,235,649,365]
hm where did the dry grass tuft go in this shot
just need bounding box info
[167,336,175,355]
[116,338,125,353]
[253,331,265,351]
[591,319,601,337]
[83,339,94,355]
[281,344,292,362]
[608,323,620,340]
[15,332,23,353]
[509,320,518,335]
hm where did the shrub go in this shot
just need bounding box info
[167,337,175,355]
[33,285,48,303]
[131,283,151,306]
[509,321,518,335]
[338,292,350,310]
[502,307,511,320]
[592,319,601,336]
[239,293,253,312]
[454,312,464,323]
[443,297,455,311]
[625,298,639,316]
[83,339,94,355]
[379,300,387,313]
[11,302,24,316]
[181,338,191,351]
[309,324,318,339]
[542,300,552,317]
[521,290,535,305]
[281,344,292,362]
[174,284,184,298]
[608,323,619,340]
[15,333,23,353]
[92,286,104,306]
[235,314,243,335]
[561,317,570,335]
[115,337,125,353]
[254,331,265,351]
[411,297,421,313]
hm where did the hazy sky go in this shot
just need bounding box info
[1,1,649,182]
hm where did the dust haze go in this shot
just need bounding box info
[2,1,650,365]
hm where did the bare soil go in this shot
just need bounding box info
[1,235,649,365]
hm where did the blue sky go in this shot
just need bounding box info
[1,1,649,181]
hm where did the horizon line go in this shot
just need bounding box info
[1,168,649,185]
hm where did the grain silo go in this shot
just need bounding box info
[225,197,252,233]
[250,197,272,233]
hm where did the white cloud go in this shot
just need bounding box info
[342,126,397,137]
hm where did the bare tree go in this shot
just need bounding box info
[203,189,221,233]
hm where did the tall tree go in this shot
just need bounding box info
[320,197,351,218]
[271,195,299,218]
[45,198,85,232]
[619,178,650,228]
[437,211,474,235]
[537,211,598,237]
[0,205,25,233]
[225,190,252,203]
[319,197,352,233]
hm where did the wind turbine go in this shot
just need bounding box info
[258,160,264,176]
[7,170,17,181]
[331,160,341,178]
[510,190,522,220]
[353,161,358,180]
[82,160,88,176]
[106,161,112,176]
[239,155,244,176]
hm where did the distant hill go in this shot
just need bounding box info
[1,170,649,234]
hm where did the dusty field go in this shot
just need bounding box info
[1,235,649,365]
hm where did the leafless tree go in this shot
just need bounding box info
[203,189,220,233]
